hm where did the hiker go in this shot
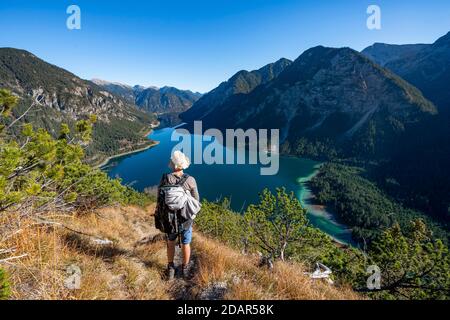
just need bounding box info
[155,150,200,280]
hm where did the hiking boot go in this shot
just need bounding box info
[180,262,192,279]
[167,263,176,280]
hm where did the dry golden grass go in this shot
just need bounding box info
[1,205,170,300]
[191,233,360,300]
[1,205,360,300]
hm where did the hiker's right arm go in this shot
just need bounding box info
[155,175,164,214]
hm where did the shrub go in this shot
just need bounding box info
[0,268,10,300]
[364,220,450,299]
[0,89,149,214]
[195,198,247,249]
[196,192,366,285]
[244,188,308,261]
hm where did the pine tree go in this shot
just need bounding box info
[365,220,450,299]
[244,188,308,261]
[0,88,146,215]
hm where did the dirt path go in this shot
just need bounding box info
[128,205,200,299]
[166,246,194,299]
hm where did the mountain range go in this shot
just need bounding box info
[0,48,156,164]
[1,32,449,225]
[182,47,435,159]
[2,34,447,300]
[362,31,450,112]
[180,31,450,226]
[182,58,292,122]
[361,32,450,222]
[92,79,202,115]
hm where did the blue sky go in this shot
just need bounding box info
[1,0,449,92]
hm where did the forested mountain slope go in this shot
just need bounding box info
[0,48,156,164]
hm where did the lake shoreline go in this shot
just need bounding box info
[95,124,160,169]
[102,125,354,246]
[96,141,161,169]
[297,163,354,247]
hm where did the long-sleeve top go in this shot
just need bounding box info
[158,172,200,201]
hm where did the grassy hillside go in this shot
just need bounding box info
[1,205,358,300]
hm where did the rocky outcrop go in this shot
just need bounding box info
[0,48,152,124]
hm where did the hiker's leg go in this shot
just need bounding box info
[181,227,193,265]
[167,239,176,264]
[181,244,191,265]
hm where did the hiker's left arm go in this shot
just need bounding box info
[188,177,200,201]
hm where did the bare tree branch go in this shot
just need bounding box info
[7,95,43,130]
[0,254,28,264]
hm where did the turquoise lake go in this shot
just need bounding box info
[103,126,354,245]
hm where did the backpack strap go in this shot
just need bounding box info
[160,173,168,186]
[161,173,190,187]
[176,173,190,187]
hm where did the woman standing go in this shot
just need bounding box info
[155,151,199,280]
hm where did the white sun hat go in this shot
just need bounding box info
[170,150,191,170]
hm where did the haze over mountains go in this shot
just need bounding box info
[361,43,428,67]
[90,79,146,104]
